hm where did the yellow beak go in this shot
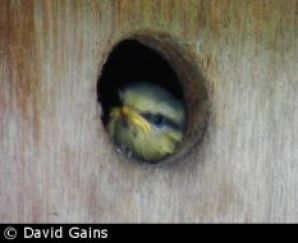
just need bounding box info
[110,106,151,134]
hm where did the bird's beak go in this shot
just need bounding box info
[110,106,151,134]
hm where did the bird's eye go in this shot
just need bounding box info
[142,113,165,127]
[151,114,164,127]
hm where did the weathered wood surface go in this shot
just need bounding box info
[0,0,297,222]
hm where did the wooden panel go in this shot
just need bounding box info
[0,0,297,222]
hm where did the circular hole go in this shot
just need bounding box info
[97,32,209,164]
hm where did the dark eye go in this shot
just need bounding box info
[151,114,164,127]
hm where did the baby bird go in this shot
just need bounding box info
[107,82,186,162]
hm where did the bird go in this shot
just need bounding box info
[107,81,186,162]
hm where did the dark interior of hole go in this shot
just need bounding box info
[97,39,184,125]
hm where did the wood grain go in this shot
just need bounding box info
[0,0,297,222]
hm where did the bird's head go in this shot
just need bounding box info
[107,82,186,162]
